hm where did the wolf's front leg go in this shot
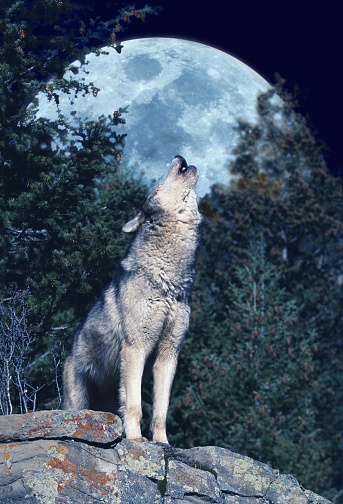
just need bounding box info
[120,343,147,440]
[151,345,179,444]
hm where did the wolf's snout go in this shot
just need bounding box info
[173,155,197,176]
[174,154,187,165]
[174,155,188,170]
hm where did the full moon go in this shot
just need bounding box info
[36,37,272,197]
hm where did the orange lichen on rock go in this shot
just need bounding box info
[3,452,12,475]
[62,410,118,441]
[45,453,116,499]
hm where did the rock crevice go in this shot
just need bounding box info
[0,410,332,503]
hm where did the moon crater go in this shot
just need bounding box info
[124,55,162,81]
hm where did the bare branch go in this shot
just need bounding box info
[0,289,41,415]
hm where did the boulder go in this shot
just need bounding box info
[0,410,332,503]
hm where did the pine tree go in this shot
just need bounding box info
[0,0,159,409]
[172,236,337,496]
[169,83,342,501]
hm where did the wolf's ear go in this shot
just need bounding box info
[122,211,145,233]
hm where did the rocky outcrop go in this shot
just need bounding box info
[0,410,332,503]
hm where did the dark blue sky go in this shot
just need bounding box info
[84,0,341,175]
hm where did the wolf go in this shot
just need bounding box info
[63,155,201,444]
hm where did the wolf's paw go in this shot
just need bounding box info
[128,436,148,442]
[153,440,170,448]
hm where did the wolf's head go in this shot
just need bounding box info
[162,155,198,193]
[122,155,199,233]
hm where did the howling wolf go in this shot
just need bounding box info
[63,155,201,443]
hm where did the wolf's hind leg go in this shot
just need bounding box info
[62,355,90,410]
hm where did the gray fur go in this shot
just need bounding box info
[63,155,201,443]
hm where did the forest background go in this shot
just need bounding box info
[0,1,342,502]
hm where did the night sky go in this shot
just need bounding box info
[81,0,342,176]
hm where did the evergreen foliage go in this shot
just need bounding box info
[0,0,156,407]
[169,83,342,501]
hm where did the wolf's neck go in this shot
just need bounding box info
[121,214,200,298]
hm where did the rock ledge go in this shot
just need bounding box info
[0,410,332,503]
